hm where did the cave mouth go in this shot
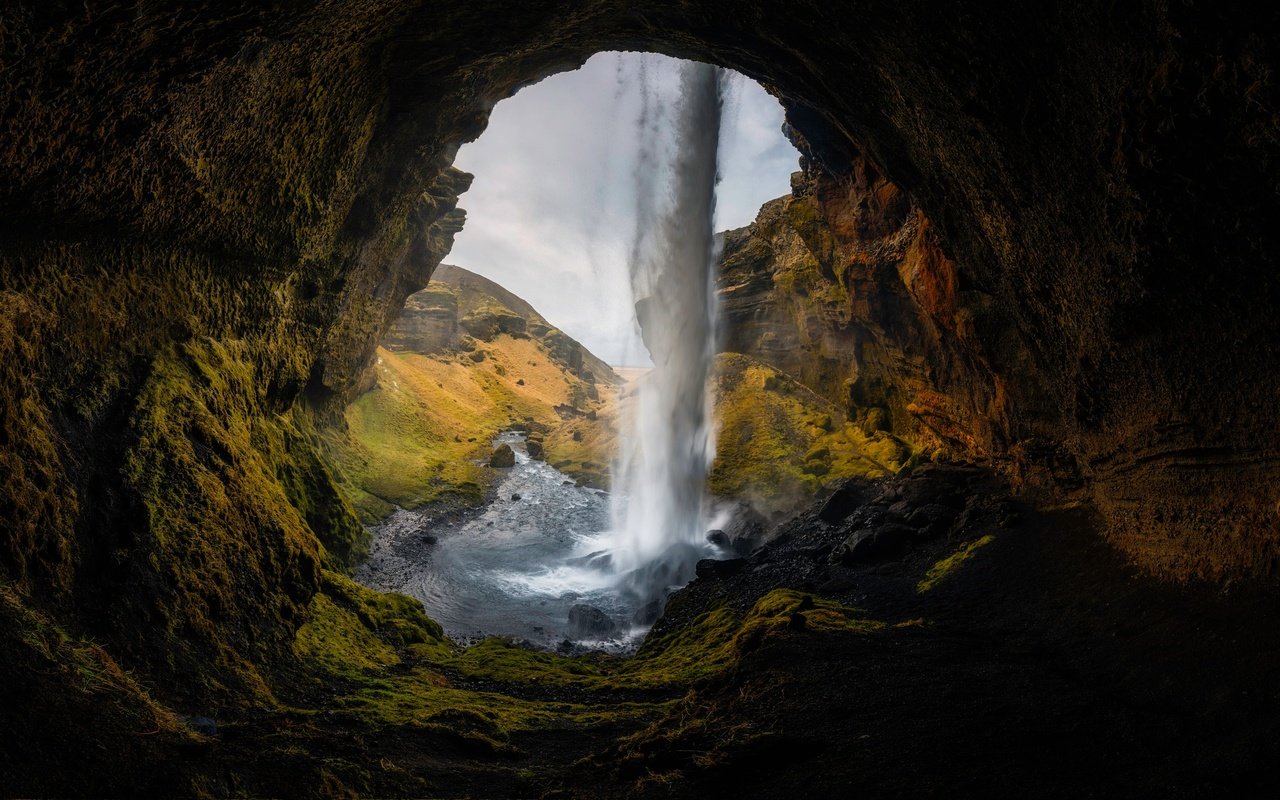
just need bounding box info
[347,52,803,651]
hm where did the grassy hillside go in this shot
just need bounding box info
[322,266,618,521]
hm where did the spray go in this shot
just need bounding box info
[610,60,726,609]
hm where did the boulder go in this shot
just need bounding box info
[695,558,746,580]
[632,599,664,627]
[526,439,544,460]
[567,604,617,639]
[830,523,915,563]
[489,444,515,468]
[818,478,877,524]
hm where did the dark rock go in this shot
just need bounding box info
[706,529,730,548]
[567,604,617,639]
[906,504,960,538]
[788,611,807,630]
[885,500,913,521]
[632,599,664,626]
[420,534,437,545]
[562,480,575,486]
[566,550,613,571]
[510,493,521,501]
[525,439,544,460]
[899,477,963,508]
[572,430,583,442]
[695,558,746,580]
[488,444,515,468]
[515,378,525,385]
[818,478,876,523]
[830,523,915,563]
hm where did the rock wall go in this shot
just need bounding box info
[1,0,1279,729]
[718,159,1033,464]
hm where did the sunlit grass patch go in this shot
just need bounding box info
[917,534,996,593]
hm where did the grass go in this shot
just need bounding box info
[322,339,616,519]
[917,535,997,593]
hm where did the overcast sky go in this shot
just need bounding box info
[447,52,800,366]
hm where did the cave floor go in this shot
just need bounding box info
[156,467,1280,799]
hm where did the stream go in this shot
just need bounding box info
[356,431,653,652]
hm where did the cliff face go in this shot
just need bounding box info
[387,264,618,385]
[718,161,1029,464]
[1,2,1279,781]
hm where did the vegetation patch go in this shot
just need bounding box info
[710,353,911,514]
[917,534,997,593]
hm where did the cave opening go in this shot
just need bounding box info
[5,4,1280,797]
[349,52,807,651]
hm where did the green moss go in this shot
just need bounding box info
[917,535,997,593]
[120,337,329,701]
[710,353,910,514]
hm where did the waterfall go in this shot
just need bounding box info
[610,60,726,608]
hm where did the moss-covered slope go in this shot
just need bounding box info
[710,353,911,515]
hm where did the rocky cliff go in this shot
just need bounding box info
[717,162,1025,464]
[386,264,617,386]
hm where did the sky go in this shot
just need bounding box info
[447,52,801,366]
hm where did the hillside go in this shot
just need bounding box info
[323,265,620,520]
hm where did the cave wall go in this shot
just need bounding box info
[1,0,1279,713]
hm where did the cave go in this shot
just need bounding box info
[2,2,1279,797]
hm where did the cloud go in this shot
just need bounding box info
[447,52,799,366]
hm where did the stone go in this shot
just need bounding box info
[526,439,544,460]
[695,558,746,580]
[567,604,617,639]
[488,444,515,468]
[510,493,521,501]
[632,599,663,626]
[830,523,915,563]
[819,478,876,524]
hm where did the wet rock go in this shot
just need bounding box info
[695,557,747,580]
[706,529,731,548]
[510,493,521,501]
[420,534,437,545]
[562,480,575,486]
[526,439,544,460]
[567,604,617,639]
[632,599,663,626]
[566,550,613,571]
[489,444,515,468]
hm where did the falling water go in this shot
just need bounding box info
[609,61,727,607]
